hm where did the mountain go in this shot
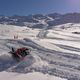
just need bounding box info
[1,12,80,80]
[47,13,62,19]
[47,13,80,26]
[0,13,80,29]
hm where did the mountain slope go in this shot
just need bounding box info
[0,23,80,79]
[1,13,80,29]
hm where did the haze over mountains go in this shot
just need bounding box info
[1,13,80,29]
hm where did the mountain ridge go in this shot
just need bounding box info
[0,13,80,29]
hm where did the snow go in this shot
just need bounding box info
[0,71,66,80]
[1,23,80,79]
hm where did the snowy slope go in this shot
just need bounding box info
[1,23,80,80]
[0,71,66,80]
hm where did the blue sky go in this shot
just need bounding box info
[0,0,80,15]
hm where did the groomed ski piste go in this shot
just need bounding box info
[0,23,80,80]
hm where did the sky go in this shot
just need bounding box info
[0,0,80,16]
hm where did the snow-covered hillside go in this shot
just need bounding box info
[1,13,80,28]
[1,23,80,80]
